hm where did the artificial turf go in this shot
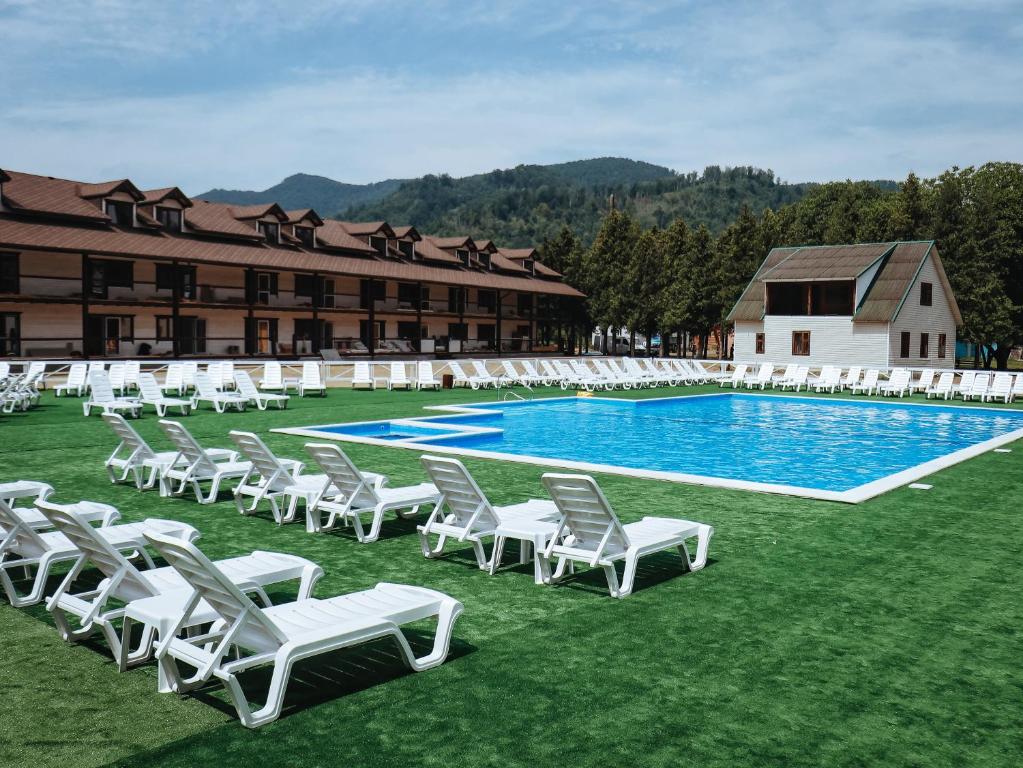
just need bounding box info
[2,383,1022,768]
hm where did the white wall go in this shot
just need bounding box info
[887,253,957,369]
[734,317,890,368]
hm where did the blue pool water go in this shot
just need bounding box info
[317,394,1023,492]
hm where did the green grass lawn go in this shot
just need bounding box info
[3,385,1022,768]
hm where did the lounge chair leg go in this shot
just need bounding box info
[489,535,507,575]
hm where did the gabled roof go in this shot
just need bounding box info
[0,171,112,222]
[726,241,961,324]
[430,235,475,250]
[230,203,288,221]
[490,252,530,273]
[498,247,537,260]
[533,261,563,278]
[284,208,325,226]
[391,225,421,241]
[315,220,378,254]
[474,239,497,253]
[78,178,145,201]
[338,220,395,238]
[416,237,463,264]
[184,200,264,240]
[141,187,193,208]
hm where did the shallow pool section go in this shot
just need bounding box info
[277,394,1023,502]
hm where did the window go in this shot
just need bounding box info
[104,200,134,225]
[792,331,810,356]
[294,226,315,248]
[522,259,535,274]
[0,252,18,293]
[517,293,533,316]
[477,289,496,313]
[0,313,20,356]
[448,286,465,313]
[294,274,314,298]
[920,282,933,306]
[155,207,182,231]
[103,316,134,355]
[258,221,279,244]
[89,259,133,297]
[919,333,929,358]
[359,279,386,309]
[900,331,911,358]
[155,264,196,299]
[397,321,426,340]
[477,324,496,344]
[397,240,414,259]
[359,319,386,347]
[767,281,854,316]
[456,249,470,267]
[755,333,765,354]
[369,236,387,255]
[252,272,278,304]
[156,316,173,341]
[447,322,468,341]
[938,333,947,359]
[397,282,419,307]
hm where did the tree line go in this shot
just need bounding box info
[540,162,1023,369]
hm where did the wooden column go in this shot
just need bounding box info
[81,254,91,358]
[171,260,182,358]
[495,290,503,357]
[415,282,424,353]
[311,272,321,352]
[528,294,535,354]
[367,278,376,357]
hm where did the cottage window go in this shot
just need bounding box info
[258,222,279,244]
[0,253,19,293]
[791,331,810,356]
[156,316,173,341]
[937,333,947,359]
[155,207,182,231]
[294,226,315,248]
[456,249,470,267]
[919,333,929,358]
[477,290,496,313]
[920,282,933,306]
[900,331,911,358]
[155,264,196,299]
[397,240,415,259]
[755,333,765,354]
[104,200,134,225]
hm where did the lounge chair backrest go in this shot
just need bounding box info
[262,361,283,388]
[26,361,45,379]
[990,373,1011,395]
[219,361,234,389]
[892,369,911,387]
[472,361,492,379]
[541,473,630,563]
[138,372,164,402]
[164,364,183,390]
[143,532,287,650]
[971,373,990,394]
[233,370,259,399]
[417,361,437,383]
[933,372,953,391]
[1012,374,1023,395]
[124,360,141,386]
[229,431,292,491]
[822,367,840,384]
[182,362,198,387]
[917,369,935,389]
[843,366,861,384]
[302,361,322,387]
[958,371,975,390]
[390,362,409,382]
[756,363,772,380]
[0,497,50,553]
[88,370,116,403]
[862,369,879,386]
[0,362,9,380]
[420,455,499,531]
[730,364,748,382]
[540,360,560,378]
[107,363,126,389]
[449,362,468,381]
[501,361,519,379]
[35,500,154,599]
[354,361,372,381]
[206,362,221,385]
[87,361,105,379]
[65,363,86,389]
[102,412,155,461]
[194,371,221,398]
[159,419,218,476]
[521,360,540,377]
[305,443,377,507]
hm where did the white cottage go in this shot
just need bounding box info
[727,241,961,369]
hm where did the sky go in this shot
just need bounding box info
[1,0,1021,193]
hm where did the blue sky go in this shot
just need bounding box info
[1,0,1020,193]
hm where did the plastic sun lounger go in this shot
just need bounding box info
[191,372,249,413]
[880,369,912,397]
[158,419,254,503]
[229,430,322,524]
[83,371,142,417]
[416,362,441,390]
[0,498,198,607]
[163,364,185,395]
[260,361,287,392]
[925,371,954,399]
[352,361,376,390]
[143,531,463,728]
[417,455,560,571]
[744,363,774,390]
[234,370,289,410]
[840,366,861,391]
[138,373,192,416]
[721,364,747,389]
[36,500,321,676]
[963,372,990,401]
[305,443,438,539]
[298,361,327,397]
[984,373,1013,403]
[850,369,880,395]
[471,361,501,388]
[387,362,412,391]
[541,473,713,599]
[55,363,87,397]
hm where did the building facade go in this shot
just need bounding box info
[0,169,584,358]
[728,241,961,369]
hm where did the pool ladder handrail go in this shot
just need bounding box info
[501,384,533,402]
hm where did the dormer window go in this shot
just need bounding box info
[478,253,492,270]
[456,249,470,266]
[104,199,135,225]
[522,259,535,274]
[155,207,182,231]
[369,236,387,254]
[258,221,279,244]
[398,240,415,259]
[294,226,315,248]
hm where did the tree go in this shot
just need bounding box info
[624,227,666,353]
[712,206,762,357]
[583,210,640,351]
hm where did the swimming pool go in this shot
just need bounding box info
[276,394,1023,502]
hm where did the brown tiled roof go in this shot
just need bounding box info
[0,214,583,296]
[498,247,537,260]
[78,179,144,201]
[474,239,498,253]
[533,261,563,278]
[284,209,324,226]
[391,225,421,241]
[490,252,530,273]
[416,238,463,264]
[430,235,475,250]
[316,220,378,254]
[230,203,287,221]
[1,171,111,222]
[727,241,960,324]
[338,220,394,238]
[184,200,263,240]
[141,187,193,208]
[759,243,892,282]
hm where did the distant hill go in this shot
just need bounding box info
[196,173,407,215]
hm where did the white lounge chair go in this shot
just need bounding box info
[56,363,87,397]
[925,371,954,400]
[813,366,842,394]
[191,372,248,413]
[182,362,199,391]
[954,371,976,399]
[0,498,197,607]
[83,370,142,417]
[500,360,528,387]
[840,366,861,391]
[1011,373,1023,403]
[86,361,105,391]
[541,473,713,599]
[517,360,546,386]
[138,372,192,416]
[912,369,936,394]
[234,370,289,410]
[259,360,286,392]
[158,419,254,503]
[298,361,326,396]
[417,455,560,570]
[540,359,565,385]
[416,361,441,390]
[693,360,729,382]
[721,364,747,389]
[143,531,463,728]
[163,363,185,395]
[217,360,235,390]
[471,361,501,388]
[0,480,58,531]
[963,372,990,401]
[744,363,774,390]
[985,373,1013,403]
[229,431,322,524]
[387,362,412,391]
[850,369,880,395]
[305,443,439,540]
[37,500,321,674]
[880,369,912,397]
[779,366,810,392]
[108,363,128,395]
[352,361,376,390]
[124,360,141,391]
